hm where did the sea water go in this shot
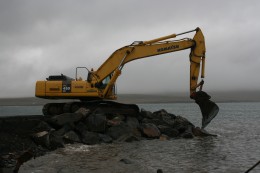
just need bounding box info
[1,102,259,173]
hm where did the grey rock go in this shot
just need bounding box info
[81,131,100,145]
[31,131,50,148]
[172,116,195,133]
[152,109,169,119]
[48,131,65,150]
[139,109,153,119]
[116,133,140,142]
[32,121,53,133]
[126,116,140,129]
[74,122,87,135]
[157,125,179,137]
[141,123,161,138]
[142,118,167,126]
[48,113,84,127]
[63,130,81,143]
[75,122,102,144]
[85,113,107,132]
[180,125,194,139]
[107,122,132,140]
[52,123,73,136]
[120,158,132,164]
[98,134,113,143]
[75,107,90,117]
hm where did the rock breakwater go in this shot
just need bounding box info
[0,105,216,172]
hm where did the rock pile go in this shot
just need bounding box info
[0,105,216,171]
[33,108,216,149]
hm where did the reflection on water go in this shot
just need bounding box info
[20,136,259,173]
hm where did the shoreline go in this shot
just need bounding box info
[1,92,260,106]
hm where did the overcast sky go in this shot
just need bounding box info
[0,0,259,98]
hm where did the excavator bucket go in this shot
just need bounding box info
[192,91,219,129]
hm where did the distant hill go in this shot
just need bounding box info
[0,90,259,106]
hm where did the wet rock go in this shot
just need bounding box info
[157,125,179,137]
[63,130,81,143]
[33,130,65,150]
[106,114,125,127]
[85,113,107,132]
[153,109,173,119]
[48,112,84,127]
[116,133,140,142]
[32,121,53,133]
[157,169,163,173]
[141,123,161,138]
[81,131,100,145]
[75,122,87,134]
[126,116,140,129]
[140,109,153,119]
[159,134,170,141]
[172,116,195,133]
[48,131,65,150]
[142,118,167,127]
[99,134,113,143]
[31,131,50,148]
[0,105,218,168]
[107,122,132,140]
[74,122,100,144]
[119,158,132,164]
[180,126,194,139]
[52,123,73,136]
[75,107,90,117]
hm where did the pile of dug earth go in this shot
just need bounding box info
[0,105,216,172]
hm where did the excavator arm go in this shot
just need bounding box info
[91,27,218,128]
[92,28,204,97]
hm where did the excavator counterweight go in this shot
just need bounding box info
[35,27,219,128]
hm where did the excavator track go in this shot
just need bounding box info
[42,100,139,117]
[42,103,64,117]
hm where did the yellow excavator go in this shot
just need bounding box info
[35,27,219,128]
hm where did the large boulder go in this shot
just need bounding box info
[141,123,161,138]
[157,125,179,137]
[139,109,153,119]
[63,130,81,143]
[32,121,53,133]
[47,112,85,127]
[52,123,73,136]
[74,122,101,144]
[80,131,100,145]
[106,122,132,140]
[153,109,176,126]
[48,131,65,150]
[180,125,194,139]
[32,130,65,150]
[31,131,50,148]
[172,116,195,133]
[85,113,107,133]
[98,134,113,143]
[125,116,139,129]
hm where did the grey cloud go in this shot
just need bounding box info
[0,0,260,97]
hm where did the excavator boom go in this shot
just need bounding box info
[35,27,219,128]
